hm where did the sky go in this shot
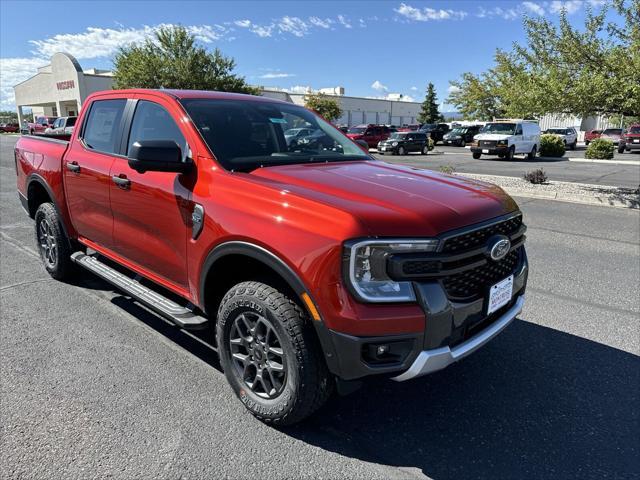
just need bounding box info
[0,0,611,111]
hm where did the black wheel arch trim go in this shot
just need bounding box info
[26,173,73,248]
[199,241,341,375]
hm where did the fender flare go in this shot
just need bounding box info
[199,241,340,374]
[26,174,73,246]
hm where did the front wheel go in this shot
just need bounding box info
[528,145,537,160]
[505,146,515,160]
[618,145,625,154]
[472,152,481,159]
[397,146,406,156]
[217,281,333,426]
[34,203,74,280]
[421,145,429,155]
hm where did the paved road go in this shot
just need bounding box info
[375,144,640,188]
[1,134,639,479]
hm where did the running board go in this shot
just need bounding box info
[71,252,208,330]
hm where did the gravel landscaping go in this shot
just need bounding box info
[456,172,640,209]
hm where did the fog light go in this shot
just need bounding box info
[376,345,390,356]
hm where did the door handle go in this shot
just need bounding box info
[66,161,80,173]
[112,175,131,189]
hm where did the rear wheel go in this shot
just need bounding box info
[472,152,481,159]
[34,203,74,280]
[570,141,577,150]
[217,281,333,426]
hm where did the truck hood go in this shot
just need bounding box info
[474,133,512,141]
[250,160,517,237]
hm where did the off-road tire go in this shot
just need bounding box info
[217,281,333,426]
[34,203,74,280]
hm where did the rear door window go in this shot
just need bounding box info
[82,99,126,154]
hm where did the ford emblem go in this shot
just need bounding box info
[489,236,511,261]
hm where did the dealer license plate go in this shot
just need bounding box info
[482,149,489,154]
[487,275,513,314]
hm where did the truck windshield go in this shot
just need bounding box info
[181,99,368,171]
[388,132,408,140]
[481,123,516,134]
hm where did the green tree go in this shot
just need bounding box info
[304,92,342,122]
[113,25,258,94]
[417,83,443,124]
[0,110,18,122]
[447,0,639,118]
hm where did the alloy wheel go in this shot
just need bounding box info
[229,311,287,399]
[37,218,57,268]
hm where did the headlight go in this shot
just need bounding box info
[392,141,398,146]
[497,140,508,146]
[344,239,439,302]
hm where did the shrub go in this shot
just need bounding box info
[539,134,565,157]
[585,138,614,159]
[439,164,456,174]
[523,168,548,184]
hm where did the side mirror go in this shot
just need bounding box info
[128,140,192,174]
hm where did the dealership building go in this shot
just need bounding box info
[14,53,114,126]
[14,53,422,127]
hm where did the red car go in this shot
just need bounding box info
[618,124,640,153]
[346,124,391,148]
[0,122,19,133]
[600,128,624,145]
[15,89,528,425]
[26,116,58,135]
[584,129,601,145]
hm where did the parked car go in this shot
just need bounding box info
[584,129,602,145]
[543,127,578,150]
[26,116,58,135]
[471,120,541,160]
[442,125,481,147]
[397,124,421,132]
[16,89,528,426]
[600,128,624,145]
[419,123,450,144]
[44,116,77,136]
[0,122,20,133]
[618,124,640,153]
[377,131,430,155]
[346,124,391,148]
[283,127,315,146]
[337,125,349,133]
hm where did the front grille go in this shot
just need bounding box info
[441,214,523,253]
[442,247,521,300]
[479,140,497,148]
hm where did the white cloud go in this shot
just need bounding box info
[476,6,519,20]
[395,3,467,21]
[276,17,310,37]
[259,72,296,79]
[410,86,418,91]
[308,17,333,28]
[0,57,49,110]
[234,19,252,28]
[371,80,388,92]
[447,85,461,94]
[29,24,227,60]
[522,1,546,15]
[549,0,584,14]
[251,24,274,37]
[337,15,353,28]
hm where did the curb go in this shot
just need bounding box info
[501,187,639,209]
[567,157,640,166]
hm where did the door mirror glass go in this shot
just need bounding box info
[128,140,192,174]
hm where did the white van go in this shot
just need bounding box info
[471,120,541,160]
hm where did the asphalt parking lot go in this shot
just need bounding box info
[1,134,639,479]
[376,144,640,188]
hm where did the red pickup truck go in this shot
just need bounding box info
[15,89,528,425]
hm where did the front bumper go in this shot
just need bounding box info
[326,250,528,381]
[471,145,508,155]
[624,141,640,150]
[393,295,524,381]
